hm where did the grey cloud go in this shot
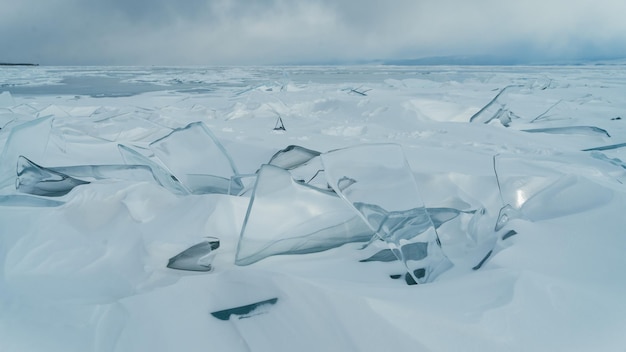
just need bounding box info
[1,0,625,65]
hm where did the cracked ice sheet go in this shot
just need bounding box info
[3,65,626,351]
[493,153,617,225]
[235,164,373,265]
[321,143,452,283]
[149,121,241,194]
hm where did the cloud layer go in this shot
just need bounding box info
[2,0,625,65]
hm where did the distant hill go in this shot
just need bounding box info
[381,55,626,66]
[0,63,39,66]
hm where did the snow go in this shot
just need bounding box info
[1,65,626,351]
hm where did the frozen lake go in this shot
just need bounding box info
[1,64,626,351]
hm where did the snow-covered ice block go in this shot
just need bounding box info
[321,143,452,284]
[235,164,373,266]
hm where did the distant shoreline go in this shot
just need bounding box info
[0,63,39,66]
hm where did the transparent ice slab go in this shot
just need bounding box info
[522,126,611,138]
[149,122,241,194]
[117,144,190,195]
[493,154,614,229]
[0,116,53,189]
[16,155,171,197]
[321,143,452,284]
[469,85,523,126]
[235,164,374,266]
[267,145,321,170]
[16,156,90,197]
[167,238,220,272]
[267,145,328,189]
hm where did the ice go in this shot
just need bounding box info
[211,298,278,321]
[16,156,90,197]
[494,154,615,227]
[0,91,15,107]
[118,144,190,195]
[321,143,452,284]
[0,116,53,189]
[521,126,611,137]
[267,145,321,170]
[149,121,241,194]
[16,155,174,197]
[265,145,330,190]
[0,194,64,207]
[3,65,626,351]
[235,164,374,266]
[583,142,626,152]
[167,238,220,272]
[469,85,523,126]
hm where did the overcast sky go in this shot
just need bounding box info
[2,0,626,65]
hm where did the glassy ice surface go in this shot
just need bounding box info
[235,164,374,266]
[149,122,240,194]
[118,144,190,195]
[494,154,614,227]
[321,143,452,284]
[167,238,220,272]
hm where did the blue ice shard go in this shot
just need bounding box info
[321,143,452,284]
[16,156,89,197]
[522,126,610,138]
[210,298,278,321]
[235,164,373,266]
[469,85,523,126]
[267,145,329,190]
[118,144,190,195]
[167,238,220,272]
[493,153,614,228]
[16,155,171,197]
[267,145,321,170]
[0,116,53,189]
[149,122,241,194]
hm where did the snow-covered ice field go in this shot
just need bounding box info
[1,64,626,351]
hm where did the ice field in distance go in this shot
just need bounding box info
[1,64,626,351]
